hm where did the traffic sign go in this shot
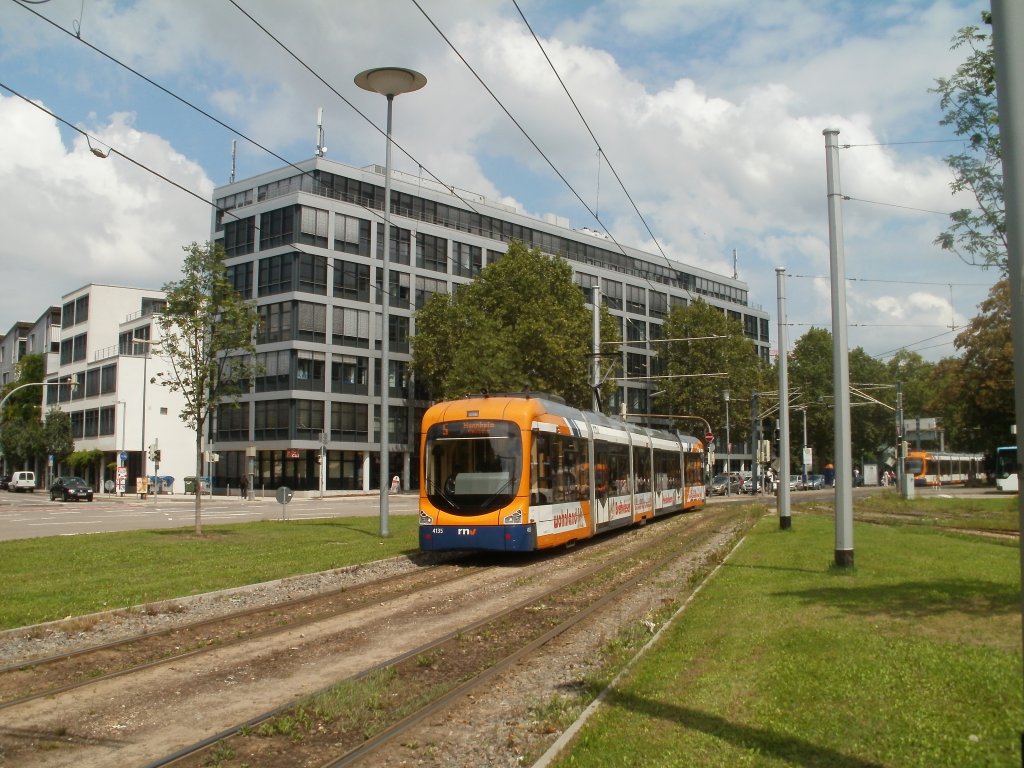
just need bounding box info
[705,432,714,443]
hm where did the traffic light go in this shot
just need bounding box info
[147,445,161,463]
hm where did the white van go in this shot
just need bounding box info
[9,471,36,492]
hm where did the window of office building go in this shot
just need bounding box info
[331,401,368,441]
[332,307,370,348]
[258,253,292,296]
[295,350,326,391]
[227,261,253,299]
[415,275,447,308]
[334,259,370,301]
[70,411,84,438]
[85,368,101,397]
[625,284,646,314]
[335,213,370,255]
[261,206,294,249]
[416,233,448,274]
[379,359,410,397]
[224,216,255,256]
[626,318,647,344]
[257,175,301,202]
[626,352,647,378]
[452,241,482,277]
[84,408,99,438]
[254,399,290,440]
[376,315,410,353]
[331,354,368,395]
[62,295,89,327]
[217,402,250,442]
[257,302,293,343]
[575,272,598,302]
[649,290,667,319]
[100,405,115,436]
[255,349,291,391]
[602,279,622,310]
[299,206,329,248]
[374,403,409,444]
[297,252,328,295]
[101,364,117,394]
[376,269,410,309]
[295,399,324,439]
[296,301,327,343]
[376,224,411,265]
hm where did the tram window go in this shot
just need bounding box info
[632,445,652,492]
[531,431,585,504]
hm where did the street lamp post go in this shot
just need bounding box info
[355,66,426,538]
[722,389,731,495]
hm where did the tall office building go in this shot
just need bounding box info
[211,157,769,494]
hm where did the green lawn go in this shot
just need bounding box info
[0,516,419,629]
[552,510,1022,767]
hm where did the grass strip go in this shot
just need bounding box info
[553,513,1022,767]
[0,516,418,629]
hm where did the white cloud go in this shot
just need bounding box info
[0,95,211,322]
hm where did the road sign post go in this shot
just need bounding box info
[275,486,293,521]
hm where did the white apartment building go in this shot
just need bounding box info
[210,157,770,495]
[43,285,193,494]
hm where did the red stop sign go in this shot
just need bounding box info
[705,432,714,443]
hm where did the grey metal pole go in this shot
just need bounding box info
[823,129,854,568]
[723,390,731,495]
[592,285,602,413]
[990,4,1024,759]
[379,94,395,538]
[776,268,792,528]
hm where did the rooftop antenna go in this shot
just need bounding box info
[229,139,236,183]
[732,248,738,279]
[315,107,327,158]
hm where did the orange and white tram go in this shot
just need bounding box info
[905,450,984,487]
[418,394,706,552]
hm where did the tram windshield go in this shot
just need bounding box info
[424,420,522,514]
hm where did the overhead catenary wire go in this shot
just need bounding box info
[407,0,695,303]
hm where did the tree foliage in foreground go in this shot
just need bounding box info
[411,241,620,411]
[156,242,261,535]
[932,11,1006,272]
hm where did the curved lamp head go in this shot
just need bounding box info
[354,67,427,97]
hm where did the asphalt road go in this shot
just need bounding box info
[0,484,1000,542]
[0,490,420,541]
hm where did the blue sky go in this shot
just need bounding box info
[0,0,996,362]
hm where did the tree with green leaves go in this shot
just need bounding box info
[659,299,768,446]
[43,409,74,469]
[0,353,47,471]
[932,11,1006,272]
[932,277,1015,451]
[155,242,261,535]
[411,241,620,411]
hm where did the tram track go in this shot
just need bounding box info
[0,504,762,767]
[145,506,759,768]
[0,559,483,710]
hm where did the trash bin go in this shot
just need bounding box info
[184,476,196,494]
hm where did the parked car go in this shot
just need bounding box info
[741,476,760,494]
[0,475,9,491]
[800,474,825,490]
[50,476,94,502]
[9,470,36,492]
[709,474,741,496]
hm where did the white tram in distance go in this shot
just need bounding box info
[418,394,707,552]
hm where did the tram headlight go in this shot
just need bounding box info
[419,511,434,525]
[503,509,522,525]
